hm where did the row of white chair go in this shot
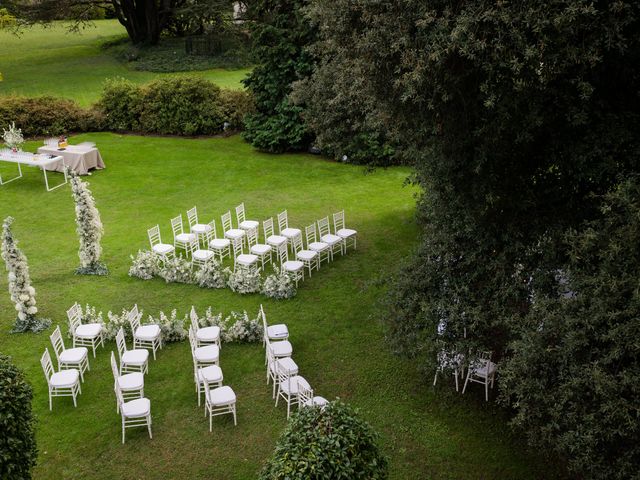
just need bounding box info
[260,305,328,418]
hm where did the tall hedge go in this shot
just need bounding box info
[0,354,38,479]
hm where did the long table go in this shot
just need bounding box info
[37,145,105,175]
[0,153,68,191]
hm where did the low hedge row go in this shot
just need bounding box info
[0,76,254,137]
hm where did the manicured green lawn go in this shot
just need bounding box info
[0,133,560,479]
[0,21,249,106]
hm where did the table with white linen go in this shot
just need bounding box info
[37,144,105,175]
[0,153,67,191]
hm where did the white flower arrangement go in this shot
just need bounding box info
[194,259,226,288]
[1,216,50,333]
[103,308,134,341]
[2,122,24,150]
[159,255,194,284]
[225,266,262,294]
[199,306,224,329]
[69,170,108,275]
[148,309,188,343]
[129,250,160,280]
[262,266,297,299]
[222,310,262,343]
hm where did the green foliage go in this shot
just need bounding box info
[260,401,388,479]
[0,7,17,28]
[242,0,315,152]
[98,77,142,131]
[0,96,103,137]
[0,354,37,480]
[219,89,255,131]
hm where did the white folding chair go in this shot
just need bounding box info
[333,210,357,252]
[265,335,293,369]
[110,351,144,413]
[205,384,237,431]
[41,348,81,411]
[116,385,152,444]
[433,350,465,392]
[317,216,344,258]
[50,325,89,382]
[247,227,272,269]
[293,233,319,277]
[67,303,104,358]
[260,304,289,346]
[276,242,304,286]
[206,220,231,261]
[189,227,215,269]
[222,211,245,245]
[277,210,301,248]
[231,236,259,273]
[116,327,149,374]
[190,306,221,348]
[305,224,331,266]
[192,349,223,407]
[189,325,220,367]
[147,225,175,262]
[266,345,298,399]
[462,351,497,401]
[171,214,197,255]
[275,362,311,418]
[187,206,213,248]
[235,203,259,232]
[298,382,328,409]
[263,217,287,249]
[128,304,162,360]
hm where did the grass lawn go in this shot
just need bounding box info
[0,21,249,106]
[0,133,562,479]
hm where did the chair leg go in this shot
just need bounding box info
[433,369,438,387]
[454,369,459,392]
[462,370,471,394]
[147,416,152,439]
[485,378,489,402]
[233,406,237,426]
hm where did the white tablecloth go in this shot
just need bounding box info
[37,145,105,175]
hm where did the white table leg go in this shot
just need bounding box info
[0,162,23,186]
[43,159,68,192]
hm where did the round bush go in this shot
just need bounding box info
[0,354,37,479]
[260,400,388,479]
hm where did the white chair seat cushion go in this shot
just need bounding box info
[337,228,357,238]
[271,357,298,375]
[270,341,292,357]
[237,253,258,265]
[281,228,301,238]
[195,345,219,363]
[303,396,329,407]
[474,361,497,378]
[225,229,245,239]
[240,220,259,230]
[122,349,149,365]
[251,244,272,255]
[280,375,310,395]
[197,326,220,342]
[267,324,288,339]
[176,233,197,243]
[193,249,214,261]
[296,250,318,261]
[59,347,88,363]
[191,223,212,234]
[266,235,287,246]
[308,241,329,252]
[50,369,79,387]
[117,372,144,391]
[208,385,236,406]
[210,238,230,249]
[283,260,304,272]
[75,323,102,339]
[152,243,174,255]
[122,398,150,418]
[321,234,342,245]
[135,324,161,340]
[198,365,223,384]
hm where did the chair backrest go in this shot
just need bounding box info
[263,217,275,238]
[190,306,199,332]
[235,203,246,224]
[276,358,292,385]
[67,303,82,324]
[49,325,66,360]
[115,384,125,409]
[171,215,184,237]
[148,225,161,248]
[187,206,199,228]
[277,210,288,233]
[305,224,317,245]
[276,242,289,264]
[110,351,120,382]
[471,350,493,371]
[185,236,198,256]
[317,216,331,237]
[203,221,216,244]
[188,325,197,351]
[128,305,141,332]
[68,307,82,335]
[41,348,54,382]
[260,304,268,340]
[298,382,314,407]
[115,328,127,358]
[333,210,345,231]
[231,236,243,258]
[292,233,304,253]
[246,227,258,247]
[221,211,233,232]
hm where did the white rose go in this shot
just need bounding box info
[8,272,16,282]
[19,294,30,302]
[27,306,37,315]
[18,312,26,320]
[27,286,36,296]
[15,304,22,311]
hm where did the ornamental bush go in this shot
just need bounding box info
[0,355,38,480]
[98,77,142,131]
[260,400,388,479]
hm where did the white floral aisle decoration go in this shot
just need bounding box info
[262,266,297,299]
[128,250,160,280]
[1,217,50,333]
[2,122,24,151]
[194,259,226,288]
[68,170,108,275]
[147,309,188,342]
[225,266,262,294]
[195,306,262,343]
[158,255,193,283]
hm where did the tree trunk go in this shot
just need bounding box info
[111,0,162,45]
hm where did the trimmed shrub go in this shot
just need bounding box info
[0,96,103,137]
[260,400,388,479]
[219,89,254,131]
[98,77,142,131]
[0,354,37,480]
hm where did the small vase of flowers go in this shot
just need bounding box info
[2,122,24,152]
